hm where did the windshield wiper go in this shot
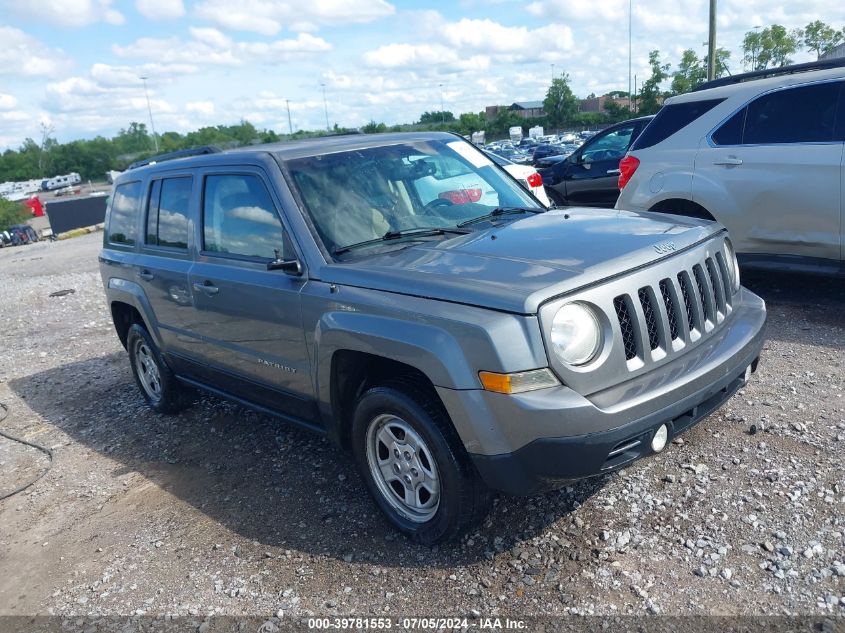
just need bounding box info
[456,206,545,228]
[332,227,469,256]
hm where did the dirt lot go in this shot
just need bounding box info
[0,232,843,622]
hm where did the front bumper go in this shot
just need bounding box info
[437,288,767,495]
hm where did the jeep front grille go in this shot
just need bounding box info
[614,296,637,361]
[613,253,732,368]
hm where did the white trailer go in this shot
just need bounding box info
[528,126,544,139]
[45,172,82,191]
[508,126,523,143]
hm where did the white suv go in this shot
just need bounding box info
[616,59,845,275]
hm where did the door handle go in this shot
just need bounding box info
[607,168,621,175]
[192,281,219,296]
[137,269,154,281]
[713,156,743,166]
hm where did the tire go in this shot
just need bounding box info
[126,323,192,414]
[351,381,493,544]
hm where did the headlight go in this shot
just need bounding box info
[724,238,740,291]
[550,302,602,366]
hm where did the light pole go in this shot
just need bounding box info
[320,83,330,131]
[286,99,293,135]
[439,84,445,123]
[551,63,555,83]
[139,76,159,152]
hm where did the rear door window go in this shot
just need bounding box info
[742,82,840,144]
[107,181,142,246]
[145,177,192,249]
[632,99,724,150]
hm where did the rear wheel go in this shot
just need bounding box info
[127,323,192,414]
[352,382,493,544]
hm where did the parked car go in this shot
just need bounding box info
[539,116,653,208]
[494,146,531,164]
[530,143,568,165]
[616,59,845,275]
[100,132,766,543]
[487,152,550,206]
[7,224,38,245]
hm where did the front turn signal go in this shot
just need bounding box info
[479,369,560,394]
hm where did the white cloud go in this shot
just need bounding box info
[0,27,72,78]
[364,44,490,72]
[0,94,18,110]
[136,0,185,20]
[186,101,215,116]
[0,0,124,27]
[194,0,395,35]
[527,0,626,22]
[439,18,575,53]
[114,31,330,66]
[90,62,198,87]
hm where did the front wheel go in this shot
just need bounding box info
[351,383,493,544]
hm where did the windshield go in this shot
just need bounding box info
[285,138,541,256]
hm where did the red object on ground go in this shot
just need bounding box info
[25,195,45,217]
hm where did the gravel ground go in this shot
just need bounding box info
[0,232,843,622]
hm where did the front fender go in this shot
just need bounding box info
[314,310,477,401]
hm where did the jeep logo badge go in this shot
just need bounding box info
[654,241,676,254]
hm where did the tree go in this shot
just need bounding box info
[802,20,844,59]
[543,73,579,129]
[361,120,388,133]
[743,25,800,70]
[455,112,487,136]
[671,49,706,95]
[418,111,454,124]
[0,198,29,230]
[671,47,731,95]
[638,50,670,115]
[604,99,632,122]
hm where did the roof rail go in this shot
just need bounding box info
[692,57,845,92]
[127,145,222,170]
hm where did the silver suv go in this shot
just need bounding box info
[100,133,766,543]
[616,59,845,275]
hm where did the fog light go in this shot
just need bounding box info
[651,424,669,452]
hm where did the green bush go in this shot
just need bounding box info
[0,198,29,230]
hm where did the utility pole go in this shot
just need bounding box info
[286,99,293,135]
[628,0,633,111]
[439,84,445,123]
[707,0,717,80]
[140,76,159,152]
[320,83,330,131]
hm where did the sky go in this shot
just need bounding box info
[0,0,842,150]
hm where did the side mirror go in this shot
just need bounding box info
[267,248,303,275]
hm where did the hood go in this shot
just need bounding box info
[320,208,723,314]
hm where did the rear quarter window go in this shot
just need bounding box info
[107,181,142,246]
[631,99,724,150]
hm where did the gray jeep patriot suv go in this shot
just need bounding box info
[100,132,767,544]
